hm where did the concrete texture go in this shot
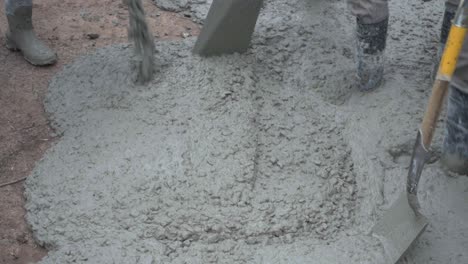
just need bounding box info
[151,0,212,23]
[25,0,468,263]
[193,0,263,56]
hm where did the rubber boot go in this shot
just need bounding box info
[356,18,388,91]
[441,87,468,175]
[6,6,57,66]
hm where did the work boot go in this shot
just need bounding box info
[441,86,468,175]
[5,6,57,66]
[356,17,388,91]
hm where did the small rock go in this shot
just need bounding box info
[245,237,260,245]
[206,234,222,243]
[283,234,294,244]
[138,255,153,264]
[130,210,139,217]
[87,33,100,40]
[181,32,191,38]
[9,247,19,259]
[206,245,216,252]
[15,232,28,244]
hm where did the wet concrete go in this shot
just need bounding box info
[25,0,468,263]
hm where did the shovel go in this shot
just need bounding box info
[193,0,263,56]
[371,1,468,263]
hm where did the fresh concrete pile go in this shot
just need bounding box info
[26,0,468,263]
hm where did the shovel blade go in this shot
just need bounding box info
[372,192,429,264]
[193,0,263,56]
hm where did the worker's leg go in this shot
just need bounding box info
[347,0,388,24]
[440,1,458,46]
[441,36,468,175]
[436,0,468,175]
[446,0,460,7]
[4,0,57,65]
[347,0,389,91]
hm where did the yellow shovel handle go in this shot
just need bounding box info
[437,25,468,80]
[421,23,467,147]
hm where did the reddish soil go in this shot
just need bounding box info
[0,1,199,263]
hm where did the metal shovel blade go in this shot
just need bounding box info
[371,131,430,263]
[193,0,263,56]
[372,192,429,264]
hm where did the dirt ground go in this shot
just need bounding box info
[0,1,199,263]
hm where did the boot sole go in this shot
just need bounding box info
[5,34,57,66]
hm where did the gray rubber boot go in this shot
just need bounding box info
[193,0,263,56]
[441,87,468,176]
[6,6,57,66]
[356,18,388,91]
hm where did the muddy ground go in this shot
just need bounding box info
[0,1,198,263]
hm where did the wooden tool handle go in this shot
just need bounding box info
[420,80,450,147]
[421,22,468,147]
